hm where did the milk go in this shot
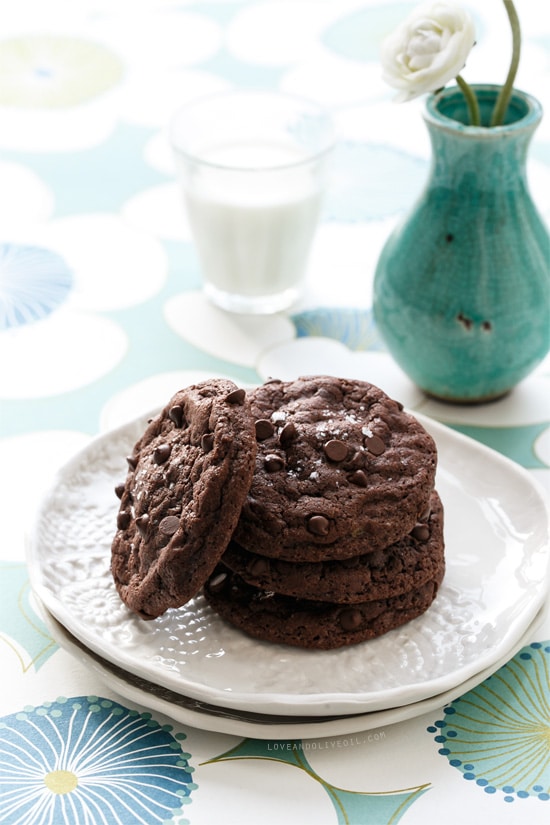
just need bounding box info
[171,90,334,313]
[182,140,325,308]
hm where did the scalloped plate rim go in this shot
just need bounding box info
[27,408,550,716]
[36,595,547,739]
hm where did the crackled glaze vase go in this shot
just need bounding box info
[373,85,550,402]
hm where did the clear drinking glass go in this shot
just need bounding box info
[170,90,335,314]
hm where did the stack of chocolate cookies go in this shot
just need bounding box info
[111,376,444,650]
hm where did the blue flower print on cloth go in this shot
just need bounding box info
[292,307,385,352]
[428,642,550,803]
[0,243,73,330]
[0,696,196,824]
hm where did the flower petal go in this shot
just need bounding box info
[381,1,476,101]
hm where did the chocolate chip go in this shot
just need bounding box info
[136,514,149,535]
[169,405,184,428]
[208,571,228,594]
[279,422,297,447]
[226,388,246,405]
[117,510,131,530]
[114,483,125,499]
[126,455,137,470]
[412,522,430,542]
[201,432,214,453]
[307,515,329,536]
[364,434,385,455]
[264,454,285,473]
[159,515,180,536]
[324,439,348,462]
[249,557,270,577]
[348,469,368,487]
[339,607,363,631]
[153,444,172,464]
[255,419,275,440]
[153,443,171,464]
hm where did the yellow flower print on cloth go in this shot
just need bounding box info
[0,35,124,108]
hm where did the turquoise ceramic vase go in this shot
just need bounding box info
[373,84,550,402]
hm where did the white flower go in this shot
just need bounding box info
[381,2,476,102]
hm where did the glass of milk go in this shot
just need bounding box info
[170,91,335,314]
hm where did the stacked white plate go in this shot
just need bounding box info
[28,412,550,740]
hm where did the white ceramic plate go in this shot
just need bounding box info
[36,596,547,740]
[28,411,549,716]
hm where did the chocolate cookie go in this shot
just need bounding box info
[233,376,437,561]
[204,563,445,650]
[223,491,443,604]
[111,379,256,619]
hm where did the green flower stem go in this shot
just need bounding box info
[456,75,481,126]
[491,0,521,126]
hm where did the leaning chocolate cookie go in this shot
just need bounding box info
[223,490,444,604]
[233,376,437,561]
[204,563,445,650]
[111,379,256,619]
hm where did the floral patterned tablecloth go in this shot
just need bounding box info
[1,2,549,824]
